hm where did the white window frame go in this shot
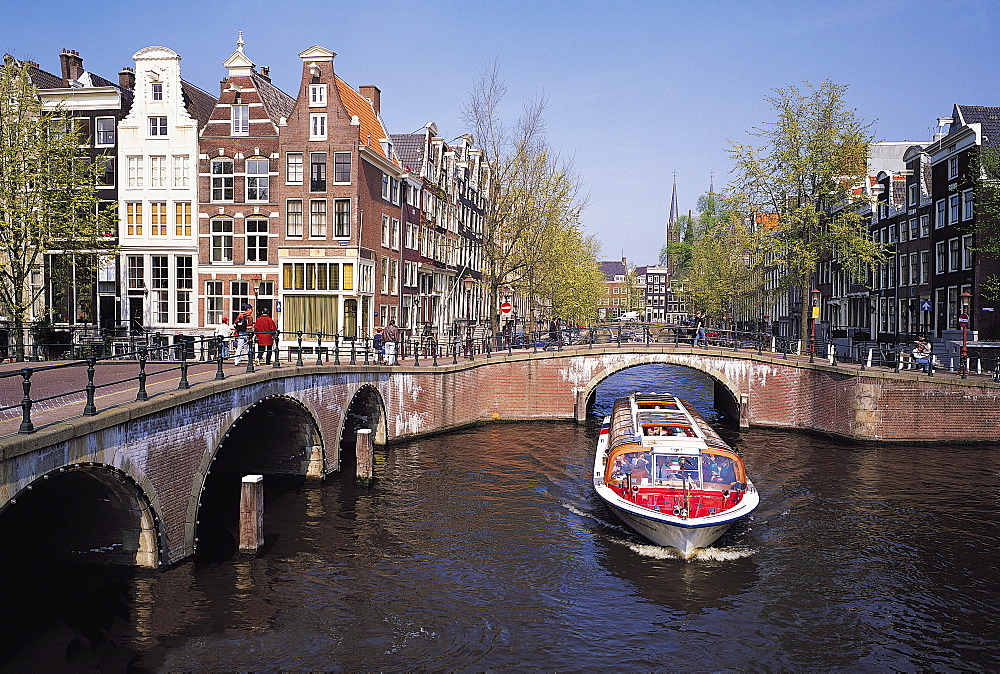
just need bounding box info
[935,199,946,229]
[172,155,189,187]
[245,158,270,202]
[947,155,959,180]
[949,194,960,224]
[148,116,167,137]
[211,219,234,263]
[127,156,143,188]
[309,199,327,238]
[935,241,946,275]
[286,199,303,238]
[95,116,115,146]
[286,152,303,184]
[920,214,930,237]
[246,218,269,263]
[231,104,249,135]
[961,234,973,270]
[150,155,166,188]
[309,84,327,107]
[962,189,974,220]
[310,113,327,140]
[333,152,351,184]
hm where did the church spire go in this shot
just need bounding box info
[668,173,679,225]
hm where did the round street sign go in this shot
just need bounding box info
[500,301,513,315]
[958,312,969,326]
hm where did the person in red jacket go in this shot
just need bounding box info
[253,308,278,364]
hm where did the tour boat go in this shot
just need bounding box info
[593,393,759,558]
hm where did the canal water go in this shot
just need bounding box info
[1,364,998,671]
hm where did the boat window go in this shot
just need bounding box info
[610,450,652,483]
[701,454,738,488]
[654,454,701,487]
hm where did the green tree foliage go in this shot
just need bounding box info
[974,143,1000,300]
[0,56,116,356]
[727,80,884,340]
[535,224,606,322]
[464,63,599,328]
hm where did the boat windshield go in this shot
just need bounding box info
[653,454,702,488]
[609,449,652,484]
[701,452,740,489]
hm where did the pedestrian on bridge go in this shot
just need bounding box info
[233,304,254,366]
[383,320,400,365]
[254,309,278,365]
[214,317,233,359]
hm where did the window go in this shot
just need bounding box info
[246,158,269,201]
[381,257,390,294]
[310,153,326,191]
[211,219,234,262]
[286,199,303,237]
[908,183,917,207]
[176,256,192,324]
[310,113,327,140]
[334,199,350,237]
[127,156,143,187]
[151,256,169,324]
[211,158,234,201]
[206,280,224,325]
[949,194,960,224]
[127,256,144,290]
[149,116,167,136]
[909,253,918,287]
[246,218,268,262]
[948,155,959,180]
[935,241,946,274]
[309,199,327,237]
[381,173,390,201]
[150,201,167,235]
[935,199,946,228]
[919,250,929,284]
[126,202,142,235]
[920,214,930,237]
[152,83,163,101]
[962,234,973,269]
[282,262,343,291]
[97,157,114,187]
[150,155,166,188]
[405,223,417,249]
[309,84,326,106]
[948,237,960,272]
[286,153,303,184]
[962,189,974,220]
[382,215,391,248]
[392,218,400,250]
[231,104,249,134]
[231,281,250,322]
[390,178,400,205]
[909,218,918,240]
[334,152,351,183]
[173,155,189,187]
[899,220,908,243]
[174,202,191,236]
[95,117,115,146]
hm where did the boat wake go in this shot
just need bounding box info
[609,536,756,562]
[561,502,607,523]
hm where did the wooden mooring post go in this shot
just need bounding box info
[239,474,264,554]
[356,428,373,487]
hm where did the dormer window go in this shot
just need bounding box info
[152,83,163,101]
[309,84,326,107]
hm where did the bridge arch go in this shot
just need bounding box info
[576,354,746,424]
[339,383,388,454]
[0,464,160,567]
[187,394,324,558]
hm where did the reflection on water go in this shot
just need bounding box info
[0,364,997,671]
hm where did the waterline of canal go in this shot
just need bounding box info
[1,364,997,671]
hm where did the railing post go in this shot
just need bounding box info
[486,336,491,358]
[245,334,256,373]
[296,331,304,366]
[333,334,341,365]
[272,331,282,368]
[316,333,324,366]
[178,344,190,389]
[18,367,34,433]
[363,336,370,365]
[413,339,420,367]
[83,356,98,416]
[350,338,356,365]
[894,348,901,373]
[216,337,226,380]
[432,340,438,366]
[452,337,458,364]
[136,347,149,401]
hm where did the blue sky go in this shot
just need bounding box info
[3,0,998,265]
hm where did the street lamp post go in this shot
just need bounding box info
[809,289,820,363]
[959,291,971,379]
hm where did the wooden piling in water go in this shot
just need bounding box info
[239,474,264,554]
[356,429,373,487]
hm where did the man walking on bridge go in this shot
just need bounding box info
[383,320,400,365]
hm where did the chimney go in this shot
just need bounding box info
[359,85,381,115]
[119,66,135,91]
[59,49,84,84]
[259,65,271,82]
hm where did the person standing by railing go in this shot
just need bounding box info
[254,309,277,365]
[693,311,707,347]
[214,317,233,360]
[233,304,254,366]
[383,320,400,365]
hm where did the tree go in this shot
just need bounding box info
[974,143,1000,300]
[463,63,592,331]
[0,56,116,358]
[534,224,606,322]
[727,80,884,341]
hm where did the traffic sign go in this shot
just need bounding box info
[920,299,932,312]
[500,301,513,316]
[958,312,970,327]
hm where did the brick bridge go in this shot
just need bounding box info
[2,344,999,568]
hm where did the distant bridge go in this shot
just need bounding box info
[1,341,998,568]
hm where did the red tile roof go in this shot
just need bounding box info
[335,76,396,165]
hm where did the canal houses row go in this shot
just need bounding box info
[14,39,488,349]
